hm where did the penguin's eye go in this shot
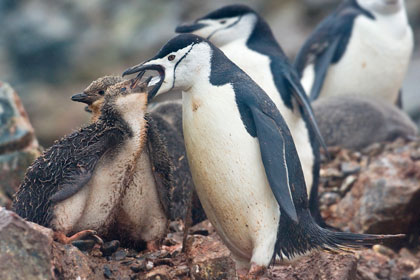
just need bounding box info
[168,55,176,61]
[220,20,226,24]
[98,90,105,95]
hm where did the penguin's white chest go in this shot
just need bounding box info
[310,13,413,103]
[182,85,280,264]
[222,42,314,196]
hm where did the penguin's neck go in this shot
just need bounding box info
[361,4,410,39]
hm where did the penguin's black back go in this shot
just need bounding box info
[12,119,128,227]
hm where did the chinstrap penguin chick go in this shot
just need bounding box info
[71,76,125,122]
[123,34,403,276]
[72,77,207,226]
[13,79,173,249]
[313,96,418,150]
[176,4,328,228]
[295,0,413,105]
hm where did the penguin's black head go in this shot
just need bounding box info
[175,4,259,47]
[123,34,214,102]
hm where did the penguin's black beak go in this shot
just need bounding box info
[71,92,95,105]
[175,23,206,33]
[122,64,165,102]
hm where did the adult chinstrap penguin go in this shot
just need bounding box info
[295,0,413,105]
[176,4,328,228]
[13,79,173,250]
[122,34,403,276]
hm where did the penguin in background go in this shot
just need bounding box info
[294,0,413,106]
[71,77,207,225]
[13,79,173,250]
[313,96,418,150]
[123,34,402,277]
[175,4,328,227]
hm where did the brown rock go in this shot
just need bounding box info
[0,208,54,280]
[331,152,420,234]
[268,251,358,280]
[186,234,237,280]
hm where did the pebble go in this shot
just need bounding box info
[320,192,340,206]
[103,265,112,279]
[114,249,127,261]
[71,239,96,251]
[340,162,361,175]
[372,245,395,258]
[101,240,120,257]
[339,175,357,194]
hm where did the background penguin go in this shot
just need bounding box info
[13,79,173,250]
[313,96,418,150]
[175,4,328,227]
[294,0,413,106]
[72,77,207,227]
[122,34,402,277]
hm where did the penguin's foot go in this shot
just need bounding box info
[237,263,267,279]
[53,230,104,245]
[146,239,161,252]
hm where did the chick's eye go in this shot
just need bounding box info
[98,90,105,95]
[220,20,226,24]
[168,55,176,61]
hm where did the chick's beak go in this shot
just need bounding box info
[175,23,207,33]
[71,92,95,105]
[122,64,165,102]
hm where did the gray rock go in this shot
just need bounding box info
[0,82,41,207]
[313,96,418,150]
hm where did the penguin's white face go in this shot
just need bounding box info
[358,0,403,14]
[176,13,257,48]
[123,36,212,100]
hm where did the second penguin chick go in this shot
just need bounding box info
[313,96,418,150]
[13,79,172,248]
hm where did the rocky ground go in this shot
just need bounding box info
[1,81,420,279]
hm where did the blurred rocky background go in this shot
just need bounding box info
[0,0,418,147]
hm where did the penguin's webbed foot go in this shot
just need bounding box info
[54,230,104,247]
[237,263,267,279]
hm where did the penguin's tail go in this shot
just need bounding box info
[275,209,404,260]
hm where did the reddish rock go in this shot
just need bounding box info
[0,208,54,280]
[186,234,237,280]
[268,251,358,280]
[331,152,420,234]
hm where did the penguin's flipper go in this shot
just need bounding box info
[50,172,93,203]
[308,37,340,101]
[50,127,124,203]
[250,106,298,222]
[284,70,329,155]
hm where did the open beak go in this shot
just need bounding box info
[175,23,206,33]
[71,92,97,105]
[122,64,165,102]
